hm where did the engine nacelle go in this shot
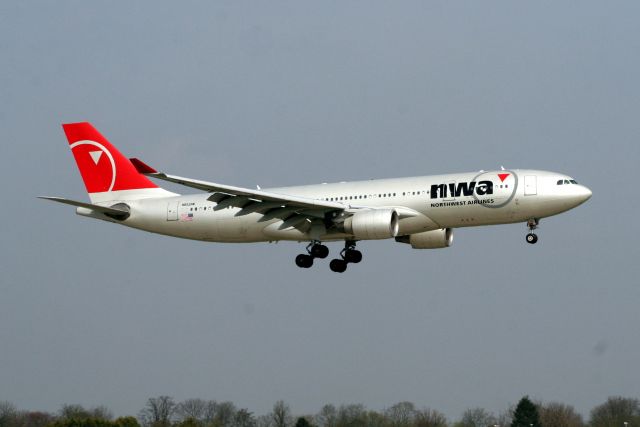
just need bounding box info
[395,228,453,249]
[342,209,399,240]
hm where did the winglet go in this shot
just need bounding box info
[129,158,158,174]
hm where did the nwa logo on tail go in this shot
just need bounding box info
[70,140,117,193]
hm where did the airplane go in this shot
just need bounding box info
[41,122,592,272]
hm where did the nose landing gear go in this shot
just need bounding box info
[295,241,329,269]
[526,218,539,244]
[329,241,362,273]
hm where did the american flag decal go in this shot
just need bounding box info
[180,212,194,221]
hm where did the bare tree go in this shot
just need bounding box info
[139,396,176,427]
[496,407,514,427]
[458,408,497,427]
[414,408,447,427]
[256,414,273,427]
[316,405,337,427]
[271,401,292,427]
[366,410,389,427]
[538,402,583,427]
[385,402,416,427]
[176,399,208,423]
[336,404,367,427]
[204,401,219,426]
[589,397,640,427]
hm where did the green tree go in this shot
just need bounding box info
[511,397,541,427]
[22,411,56,427]
[233,410,256,427]
[385,403,415,427]
[336,405,367,427]
[48,418,114,427]
[113,417,141,427]
[0,402,18,427]
[175,418,202,427]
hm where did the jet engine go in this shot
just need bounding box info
[342,209,399,240]
[395,228,453,249]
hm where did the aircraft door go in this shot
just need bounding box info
[524,175,537,196]
[167,202,179,220]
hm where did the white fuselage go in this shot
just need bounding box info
[81,169,591,243]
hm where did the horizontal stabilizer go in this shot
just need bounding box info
[38,196,130,219]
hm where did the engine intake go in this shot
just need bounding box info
[395,228,453,249]
[342,209,399,240]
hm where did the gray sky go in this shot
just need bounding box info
[1,0,639,421]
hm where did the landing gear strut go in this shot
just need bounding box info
[526,218,539,244]
[329,241,362,273]
[294,241,329,269]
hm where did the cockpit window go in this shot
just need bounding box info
[558,178,579,185]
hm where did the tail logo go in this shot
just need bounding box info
[89,150,103,165]
[69,140,117,192]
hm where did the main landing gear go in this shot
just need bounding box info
[294,240,363,272]
[526,218,539,244]
[329,241,362,273]
[295,241,329,269]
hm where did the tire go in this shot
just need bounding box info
[526,233,538,244]
[295,254,314,268]
[329,259,347,273]
[344,249,362,263]
[310,244,329,259]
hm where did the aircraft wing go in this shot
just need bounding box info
[130,158,346,219]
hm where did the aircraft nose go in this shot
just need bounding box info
[574,185,592,204]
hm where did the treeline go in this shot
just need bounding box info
[1,396,639,427]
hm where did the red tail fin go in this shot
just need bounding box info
[62,122,158,195]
